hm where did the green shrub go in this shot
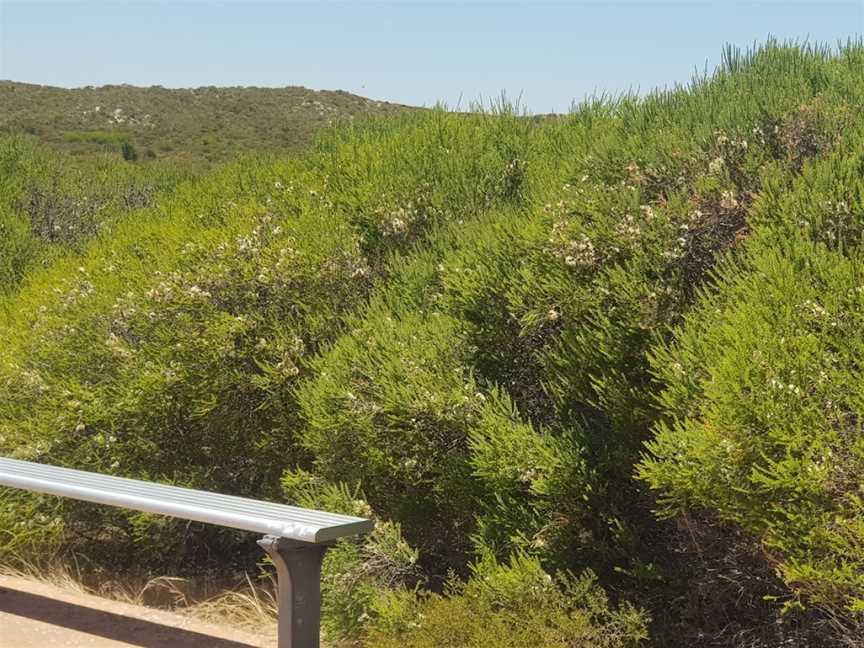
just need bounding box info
[281,471,421,643]
[639,125,864,625]
[639,235,864,613]
[466,387,592,563]
[0,207,36,291]
[297,306,481,566]
[310,107,533,261]
[365,553,649,648]
[298,42,864,590]
[0,133,189,292]
[4,40,864,647]
[0,159,370,565]
[120,141,138,162]
[0,104,544,569]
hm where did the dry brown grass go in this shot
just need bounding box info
[0,557,278,637]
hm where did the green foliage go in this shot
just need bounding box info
[309,106,533,260]
[366,553,649,648]
[120,141,138,162]
[0,206,35,289]
[297,307,481,565]
[0,157,371,563]
[3,40,864,646]
[1,81,409,167]
[61,130,138,161]
[0,134,189,293]
[640,230,864,616]
[0,105,539,568]
[281,471,421,643]
[638,111,864,624]
[467,388,591,562]
[297,39,864,584]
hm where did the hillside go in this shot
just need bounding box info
[0,81,409,166]
[2,42,864,648]
[0,134,192,292]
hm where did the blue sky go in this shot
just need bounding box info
[1,1,862,113]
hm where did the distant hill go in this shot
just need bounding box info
[0,81,411,166]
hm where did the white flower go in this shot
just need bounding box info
[720,190,739,210]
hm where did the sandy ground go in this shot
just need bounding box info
[0,575,276,648]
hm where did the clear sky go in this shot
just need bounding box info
[1,1,862,113]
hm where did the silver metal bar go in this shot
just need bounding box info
[0,457,373,647]
[0,457,372,543]
[258,536,330,648]
[0,459,349,524]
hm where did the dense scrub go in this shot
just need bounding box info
[0,134,189,292]
[2,42,864,646]
[640,127,864,638]
[0,81,408,166]
[367,554,648,648]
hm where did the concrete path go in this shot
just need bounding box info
[0,575,276,647]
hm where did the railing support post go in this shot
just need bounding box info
[258,535,331,648]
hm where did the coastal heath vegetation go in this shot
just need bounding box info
[1,40,864,646]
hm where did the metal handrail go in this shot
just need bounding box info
[0,456,372,647]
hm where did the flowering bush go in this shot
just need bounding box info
[0,160,370,564]
[297,306,482,566]
[640,134,864,621]
[2,41,864,647]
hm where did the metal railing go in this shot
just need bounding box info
[0,457,373,648]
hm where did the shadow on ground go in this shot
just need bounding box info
[0,584,258,648]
